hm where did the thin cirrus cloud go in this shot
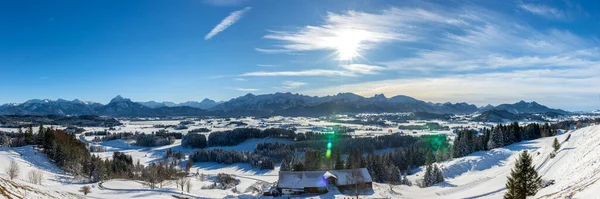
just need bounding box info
[250,2,599,110]
[203,0,247,6]
[240,69,356,77]
[205,7,252,40]
[279,81,307,90]
[256,64,278,67]
[229,87,259,92]
[255,7,458,55]
[339,64,387,75]
[518,3,565,19]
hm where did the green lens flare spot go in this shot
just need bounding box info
[326,149,332,158]
[327,142,332,149]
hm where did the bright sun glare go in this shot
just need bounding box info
[330,29,368,61]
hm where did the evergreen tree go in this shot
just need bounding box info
[552,138,560,153]
[401,172,411,186]
[389,165,401,184]
[488,128,504,149]
[292,161,305,171]
[436,148,444,162]
[35,124,45,146]
[425,150,435,165]
[334,152,345,170]
[504,151,542,199]
[423,164,433,187]
[280,159,291,171]
[434,164,444,184]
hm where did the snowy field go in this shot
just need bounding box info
[1,116,599,198]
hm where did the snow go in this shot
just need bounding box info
[267,124,600,199]
[2,117,600,199]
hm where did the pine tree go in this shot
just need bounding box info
[423,164,433,187]
[425,150,435,166]
[280,159,291,171]
[487,128,504,149]
[552,138,560,153]
[402,172,412,186]
[334,152,345,170]
[504,151,542,199]
[389,165,401,183]
[434,164,444,184]
[436,148,444,162]
[292,161,305,171]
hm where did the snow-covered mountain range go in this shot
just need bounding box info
[0,92,570,117]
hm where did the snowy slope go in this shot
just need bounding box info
[389,125,600,199]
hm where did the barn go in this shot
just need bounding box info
[276,168,372,195]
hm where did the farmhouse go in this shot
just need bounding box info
[275,168,372,195]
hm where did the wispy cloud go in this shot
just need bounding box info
[203,0,247,7]
[518,3,565,19]
[256,7,461,55]
[205,7,251,40]
[255,48,293,54]
[240,69,356,77]
[339,64,386,75]
[229,87,259,92]
[233,78,247,81]
[256,64,278,67]
[249,3,598,110]
[278,81,307,90]
[303,67,600,110]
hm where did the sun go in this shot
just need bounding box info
[330,28,367,61]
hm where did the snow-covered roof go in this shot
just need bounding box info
[329,168,373,186]
[323,171,336,179]
[278,171,328,189]
[277,168,372,189]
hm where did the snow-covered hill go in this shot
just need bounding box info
[391,125,600,199]
[2,125,600,199]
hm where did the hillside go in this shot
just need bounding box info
[389,125,600,199]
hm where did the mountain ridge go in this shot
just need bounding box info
[0,93,570,117]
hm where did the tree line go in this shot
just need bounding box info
[188,149,275,170]
[207,128,295,147]
[453,123,557,158]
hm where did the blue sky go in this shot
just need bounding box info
[1,0,599,110]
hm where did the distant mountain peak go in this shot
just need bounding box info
[372,94,387,99]
[200,98,216,103]
[110,95,131,103]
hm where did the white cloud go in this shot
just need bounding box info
[303,68,600,110]
[518,3,565,19]
[203,0,247,7]
[205,7,251,40]
[278,81,307,90]
[255,48,293,54]
[240,69,356,77]
[233,78,247,81]
[256,64,278,67]
[257,7,462,56]
[229,87,259,92]
[248,4,599,109]
[339,64,386,75]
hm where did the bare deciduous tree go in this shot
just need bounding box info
[6,160,20,180]
[175,174,191,192]
[348,169,365,199]
[185,178,192,193]
[27,169,44,185]
[79,185,91,195]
